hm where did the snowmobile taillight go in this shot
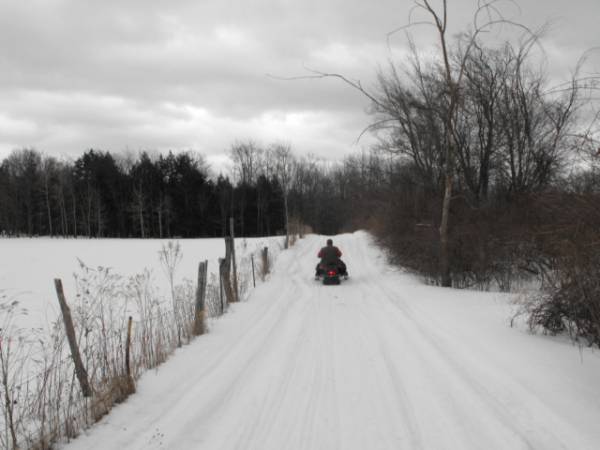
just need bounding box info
[328,270,337,276]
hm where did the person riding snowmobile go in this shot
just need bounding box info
[315,238,347,277]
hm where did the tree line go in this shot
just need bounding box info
[0,147,286,238]
[0,142,373,239]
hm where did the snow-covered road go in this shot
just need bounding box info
[63,232,600,450]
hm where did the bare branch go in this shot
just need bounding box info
[268,65,386,111]
[386,21,436,46]
[355,118,399,143]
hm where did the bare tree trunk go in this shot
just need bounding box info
[26,199,33,236]
[71,190,77,237]
[284,194,290,249]
[240,191,245,238]
[256,187,261,236]
[44,176,53,236]
[59,186,67,236]
[135,188,145,238]
[157,198,163,239]
[418,0,459,288]
[166,206,171,238]
[96,196,102,237]
[86,185,92,238]
[439,160,453,287]
[139,207,145,238]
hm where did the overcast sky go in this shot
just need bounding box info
[1,0,598,168]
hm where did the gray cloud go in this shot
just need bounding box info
[0,0,597,162]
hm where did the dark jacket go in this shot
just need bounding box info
[318,245,342,264]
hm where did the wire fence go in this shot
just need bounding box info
[0,239,281,450]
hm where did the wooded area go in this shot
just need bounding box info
[0,147,284,238]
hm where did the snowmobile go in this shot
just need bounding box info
[315,262,348,285]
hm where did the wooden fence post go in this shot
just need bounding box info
[229,217,239,302]
[125,316,133,378]
[54,279,92,398]
[251,254,256,288]
[218,257,225,314]
[221,239,235,304]
[262,246,269,279]
[194,260,208,335]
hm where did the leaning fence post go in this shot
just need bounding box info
[194,260,208,335]
[251,254,256,288]
[54,279,92,398]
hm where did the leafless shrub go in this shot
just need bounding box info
[0,295,78,450]
[158,241,184,343]
[515,193,600,345]
[517,263,600,346]
[287,216,312,245]
[0,259,183,448]
[236,256,251,301]
[173,279,196,342]
[0,297,31,450]
[205,273,223,318]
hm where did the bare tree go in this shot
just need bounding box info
[407,1,492,286]
[453,40,507,204]
[132,184,146,238]
[41,155,58,236]
[3,149,42,236]
[494,39,581,196]
[230,140,263,236]
[270,143,297,248]
[371,54,446,193]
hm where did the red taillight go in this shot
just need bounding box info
[328,270,337,276]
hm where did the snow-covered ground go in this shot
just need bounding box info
[0,236,282,330]
[54,231,600,450]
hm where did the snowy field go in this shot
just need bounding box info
[48,231,600,450]
[0,236,284,331]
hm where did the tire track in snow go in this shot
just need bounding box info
[201,238,332,450]
[346,234,582,450]
[255,244,341,450]
[340,239,425,449]
[337,234,521,448]
[226,248,319,450]
[308,233,426,449]
[352,236,538,449]
[377,279,580,449]
[104,250,314,450]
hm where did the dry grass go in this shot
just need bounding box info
[0,240,283,449]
